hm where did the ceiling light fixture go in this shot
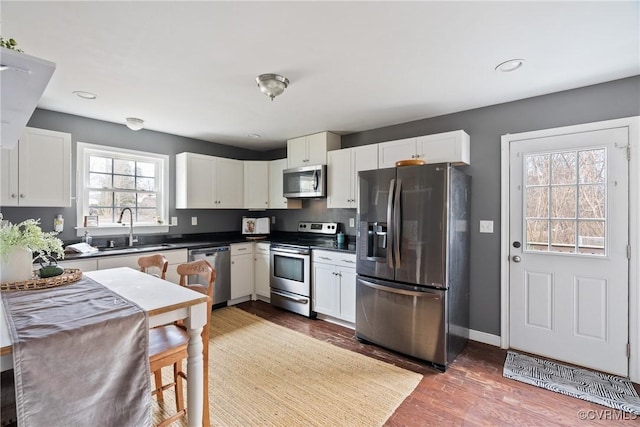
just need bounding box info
[256,73,289,101]
[248,133,261,138]
[73,90,97,100]
[125,117,144,131]
[495,59,525,72]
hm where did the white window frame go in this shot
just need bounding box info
[76,142,170,237]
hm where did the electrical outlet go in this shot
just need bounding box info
[171,216,178,226]
[349,218,355,227]
[272,216,276,224]
[191,216,198,226]
[479,220,493,233]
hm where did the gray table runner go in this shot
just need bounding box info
[1,276,151,427]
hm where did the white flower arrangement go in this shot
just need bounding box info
[0,216,64,261]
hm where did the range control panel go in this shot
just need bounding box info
[297,221,338,235]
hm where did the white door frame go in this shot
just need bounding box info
[500,116,640,381]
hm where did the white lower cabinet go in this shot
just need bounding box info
[312,250,356,323]
[95,249,188,284]
[56,258,98,272]
[230,243,254,301]
[254,242,270,300]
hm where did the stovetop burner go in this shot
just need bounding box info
[270,222,340,252]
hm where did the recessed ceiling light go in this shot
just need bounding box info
[248,133,261,138]
[73,90,97,100]
[495,59,525,72]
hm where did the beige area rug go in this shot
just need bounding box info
[153,307,423,427]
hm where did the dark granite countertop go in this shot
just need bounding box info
[60,232,356,261]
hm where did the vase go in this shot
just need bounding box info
[0,246,34,283]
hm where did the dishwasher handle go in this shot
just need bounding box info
[189,246,230,258]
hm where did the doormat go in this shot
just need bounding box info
[503,351,640,415]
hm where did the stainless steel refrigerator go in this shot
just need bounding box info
[356,163,470,371]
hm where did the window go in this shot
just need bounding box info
[524,148,607,256]
[77,143,169,236]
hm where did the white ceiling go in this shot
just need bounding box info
[2,1,639,151]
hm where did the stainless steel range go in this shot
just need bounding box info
[270,222,338,317]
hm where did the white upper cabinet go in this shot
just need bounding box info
[1,127,71,207]
[176,152,243,209]
[378,137,417,168]
[416,130,470,165]
[268,158,301,209]
[287,131,341,168]
[244,161,269,209]
[215,157,244,208]
[0,48,55,149]
[377,130,470,168]
[327,145,378,209]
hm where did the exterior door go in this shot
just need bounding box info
[509,127,629,376]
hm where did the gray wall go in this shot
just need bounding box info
[2,76,638,336]
[1,109,263,241]
[336,75,639,336]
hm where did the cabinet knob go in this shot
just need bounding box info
[11,193,17,198]
[19,194,25,198]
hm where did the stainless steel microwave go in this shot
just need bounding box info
[282,164,326,198]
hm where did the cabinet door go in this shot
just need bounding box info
[97,254,140,270]
[57,258,98,272]
[416,130,470,165]
[17,128,72,207]
[352,145,378,208]
[176,153,215,208]
[268,158,301,209]
[326,149,353,209]
[338,266,357,322]
[0,145,19,206]
[306,132,329,165]
[378,137,417,168]
[244,161,269,209]
[313,263,338,316]
[254,252,270,298]
[287,136,308,168]
[216,157,243,208]
[231,253,254,299]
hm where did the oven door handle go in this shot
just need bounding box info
[271,290,309,304]
[271,247,308,255]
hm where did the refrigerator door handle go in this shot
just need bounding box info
[386,179,396,268]
[393,178,402,268]
[358,278,441,299]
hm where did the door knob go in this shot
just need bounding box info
[512,255,521,263]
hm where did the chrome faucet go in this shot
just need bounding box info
[117,208,138,247]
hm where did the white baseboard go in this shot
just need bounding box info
[469,329,501,347]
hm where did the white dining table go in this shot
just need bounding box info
[0,267,209,427]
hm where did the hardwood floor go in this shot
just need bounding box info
[236,300,640,426]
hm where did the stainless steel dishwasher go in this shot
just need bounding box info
[188,246,231,308]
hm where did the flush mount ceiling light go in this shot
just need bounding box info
[248,133,261,138]
[256,73,289,101]
[495,59,525,72]
[72,90,97,100]
[125,117,144,131]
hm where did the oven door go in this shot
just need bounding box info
[270,248,310,296]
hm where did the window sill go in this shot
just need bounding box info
[75,224,172,237]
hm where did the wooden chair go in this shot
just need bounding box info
[149,259,215,427]
[137,254,168,280]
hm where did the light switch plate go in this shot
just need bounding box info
[479,220,494,233]
[191,216,198,226]
[170,216,178,226]
[272,216,276,224]
[349,218,355,227]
